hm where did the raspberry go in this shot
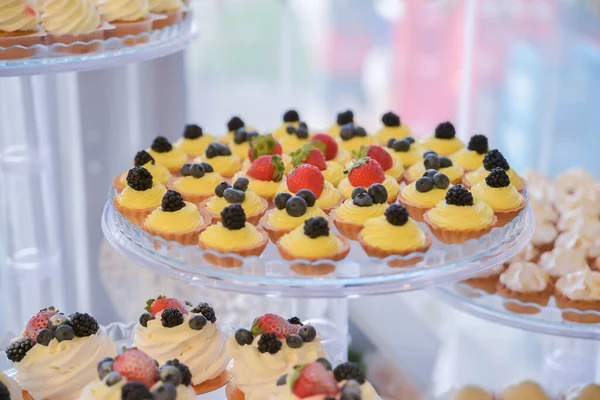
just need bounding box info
[333,362,366,384]
[445,185,474,206]
[161,190,185,212]
[126,167,153,191]
[467,134,488,154]
[134,150,155,167]
[381,111,401,127]
[221,204,246,230]
[5,338,34,362]
[434,121,456,139]
[190,302,216,323]
[151,136,173,153]
[485,167,511,188]
[68,312,99,337]
[385,204,409,226]
[483,149,510,171]
[257,333,282,354]
[161,308,184,328]
[303,217,329,239]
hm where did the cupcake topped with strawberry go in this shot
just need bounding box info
[419,121,465,156]
[385,136,424,168]
[6,307,116,400]
[147,136,188,174]
[376,111,412,145]
[278,164,342,213]
[463,149,524,191]
[405,150,464,184]
[226,313,327,400]
[280,121,311,153]
[174,124,216,157]
[272,109,303,140]
[337,123,377,153]
[292,142,345,186]
[337,157,400,203]
[235,154,286,203]
[194,142,242,179]
[354,144,404,181]
[114,150,171,192]
[311,132,352,167]
[450,134,489,171]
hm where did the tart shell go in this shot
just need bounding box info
[193,369,232,394]
[423,213,497,244]
[357,232,432,268]
[496,281,553,314]
[329,209,366,241]
[493,199,527,228]
[141,208,212,246]
[396,192,433,222]
[275,233,350,275]
[113,197,157,226]
[554,291,600,324]
[199,228,269,268]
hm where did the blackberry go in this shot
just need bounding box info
[467,134,488,154]
[445,185,473,206]
[122,382,152,400]
[126,167,153,191]
[151,136,173,153]
[381,111,401,127]
[483,149,510,171]
[283,109,300,123]
[384,204,409,226]
[68,312,99,337]
[165,359,192,386]
[161,190,186,212]
[287,316,303,326]
[434,121,456,139]
[303,217,329,239]
[5,338,34,362]
[0,381,10,399]
[333,362,366,384]
[336,110,354,125]
[221,204,246,230]
[134,150,155,167]
[257,333,282,354]
[227,116,244,132]
[161,308,184,328]
[485,167,511,188]
[190,302,216,323]
[184,124,203,139]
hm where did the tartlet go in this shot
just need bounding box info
[405,151,464,184]
[337,123,377,153]
[201,178,268,225]
[499,381,551,400]
[397,171,452,222]
[555,269,600,324]
[272,109,303,139]
[113,150,171,192]
[311,133,352,167]
[194,142,242,179]
[235,154,286,205]
[385,136,423,168]
[449,134,489,171]
[221,116,256,146]
[279,164,342,213]
[471,167,526,227]
[538,248,590,282]
[531,221,557,253]
[419,121,464,156]
[42,0,103,54]
[327,109,355,138]
[174,124,215,158]
[337,157,400,203]
[353,144,404,182]
[171,162,223,205]
[114,166,167,225]
[424,185,496,244]
[280,122,311,153]
[0,0,41,61]
[147,136,188,174]
[497,262,553,314]
[554,230,600,264]
[148,0,183,29]
[463,149,524,191]
[229,127,260,161]
[96,0,151,45]
[291,142,345,186]
[376,111,412,144]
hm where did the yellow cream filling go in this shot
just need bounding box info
[205,190,264,216]
[220,125,256,145]
[338,135,377,153]
[232,172,282,198]
[119,161,171,187]
[230,141,250,161]
[277,181,342,210]
[386,147,422,168]
[471,181,525,211]
[427,199,494,230]
[200,222,263,250]
[334,199,388,225]
[172,172,222,195]
[376,125,412,144]
[195,154,241,177]
[117,182,166,210]
[327,124,342,138]
[272,122,299,139]
[337,175,399,201]
[450,148,485,171]
[279,225,343,258]
[407,162,464,182]
[322,161,345,186]
[466,167,523,189]
[147,148,188,171]
[266,206,327,229]
[174,135,215,157]
[280,134,310,153]
[384,159,404,180]
[401,182,450,207]
[361,216,426,251]
[419,136,464,156]
[144,202,202,232]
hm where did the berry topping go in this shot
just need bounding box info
[161,190,186,212]
[346,158,385,188]
[439,156,453,168]
[483,149,510,171]
[126,167,153,191]
[25,307,57,342]
[434,121,456,139]
[423,150,437,158]
[68,312,99,337]
[423,154,441,170]
[189,315,207,330]
[190,302,216,323]
[333,362,366,384]
[415,176,434,193]
[296,189,317,207]
[114,348,160,388]
[274,192,293,210]
[298,325,317,342]
[286,196,308,217]
[286,334,304,348]
[486,167,511,188]
[5,338,34,362]
[291,143,327,171]
[336,110,354,126]
[288,316,303,326]
[159,365,182,386]
[235,328,254,346]
[139,312,155,328]
[200,162,214,173]
[381,111,401,127]
[257,333,282,354]
[277,375,287,386]
[368,183,388,204]
[161,308,184,328]
[291,362,340,398]
[283,109,300,123]
[233,177,249,191]
[251,313,299,339]
[180,163,191,176]
[423,169,437,179]
[122,382,153,400]
[48,314,68,332]
[391,139,410,152]
[190,164,205,178]
[316,358,332,371]
[310,133,338,161]
[205,142,232,158]
[145,296,188,316]
[97,357,114,380]
[247,154,285,182]
[351,186,367,199]
[234,128,258,145]
[295,124,310,139]
[405,137,416,143]
[227,116,244,132]
[353,192,373,207]
[248,134,282,161]
[287,164,325,197]
[221,204,246,230]
[445,185,474,206]
[183,124,203,139]
[304,216,329,238]
[151,136,173,153]
[152,383,176,400]
[54,325,74,342]
[355,145,393,171]
[354,126,367,137]
[223,188,246,204]
[385,204,409,226]
[215,182,231,198]
[339,123,355,141]
[0,383,8,399]
[104,372,122,387]
[433,172,450,189]
[467,134,488,154]
[165,359,192,386]
[134,150,155,167]
[36,328,54,346]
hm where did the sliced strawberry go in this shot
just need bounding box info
[311,133,338,161]
[113,348,159,388]
[354,145,393,171]
[25,307,58,342]
[346,157,385,187]
[145,296,187,316]
[291,143,327,171]
[291,362,340,398]
[247,155,285,182]
[247,134,282,162]
[287,164,325,197]
[250,313,299,339]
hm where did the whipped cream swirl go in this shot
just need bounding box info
[0,372,23,400]
[0,0,39,32]
[42,0,101,34]
[80,376,196,400]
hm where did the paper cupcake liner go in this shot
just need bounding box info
[496,282,553,315]
[193,369,232,395]
[396,194,431,222]
[179,191,213,206]
[141,209,212,246]
[329,210,364,241]
[275,233,350,276]
[112,173,126,193]
[152,9,183,30]
[45,28,104,55]
[258,212,294,243]
[199,197,268,226]
[0,31,43,60]
[423,213,497,244]
[225,382,245,400]
[198,229,269,268]
[106,17,153,46]
[113,198,156,226]
[357,233,432,268]
[555,292,600,324]
[494,201,526,227]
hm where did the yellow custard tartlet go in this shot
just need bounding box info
[352,144,404,182]
[338,123,377,153]
[450,134,489,171]
[220,116,255,145]
[337,158,400,203]
[201,178,268,225]
[419,121,464,156]
[236,153,286,203]
[327,109,355,138]
[280,121,311,153]
[115,166,167,225]
[172,162,222,205]
[397,171,452,221]
[463,149,523,191]
[272,109,303,139]
[500,381,551,400]
[376,111,412,144]
[229,127,262,161]
[113,150,171,192]
[174,124,215,157]
[194,142,242,178]
[291,143,345,186]
[278,180,341,213]
[471,168,525,227]
[279,164,342,213]
[385,137,423,168]
[147,136,188,173]
[405,152,464,184]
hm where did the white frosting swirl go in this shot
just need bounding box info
[557,208,600,233]
[42,0,101,34]
[532,222,557,247]
[499,262,549,292]
[15,331,117,400]
[0,372,23,400]
[133,310,230,385]
[270,379,378,400]
[79,376,196,400]
[554,231,596,260]
[96,0,148,22]
[539,248,589,278]
[556,270,600,301]
[530,199,558,224]
[148,0,181,13]
[0,0,39,32]
[510,244,540,263]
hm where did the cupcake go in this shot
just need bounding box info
[113,150,171,193]
[42,0,103,54]
[463,149,524,191]
[147,136,188,174]
[226,313,327,400]
[563,383,600,400]
[471,168,526,227]
[337,123,377,153]
[376,111,412,144]
[531,221,557,253]
[449,134,489,171]
[5,308,116,400]
[419,121,464,156]
[201,178,268,225]
[539,248,590,282]
[353,144,404,182]
[385,136,424,168]
[446,385,494,400]
[499,381,550,400]
[114,167,167,225]
[260,191,327,242]
[405,150,464,184]
[271,360,379,400]
[174,124,215,158]
[291,142,345,186]
[80,349,197,399]
[0,0,41,60]
[195,142,242,179]
[148,0,183,29]
[358,203,432,267]
[171,162,223,205]
[311,133,352,167]
[198,204,269,267]
[133,297,230,391]
[272,109,303,140]
[497,262,553,314]
[555,270,600,324]
[230,127,260,161]
[461,264,506,295]
[330,184,389,241]
[142,190,211,245]
[221,116,256,146]
[280,164,342,213]
[397,171,452,222]
[0,372,23,400]
[327,109,355,138]
[235,154,286,205]
[280,121,311,153]
[96,0,151,45]
[337,157,400,203]
[424,185,496,244]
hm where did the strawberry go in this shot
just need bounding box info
[113,348,159,388]
[250,313,299,339]
[291,143,327,171]
[310,133,338,161]
[354,145,393,171]
[247,134,282,162]
[247,155,285,182]
[291,362,340,398]
[287,164,324,197]
[346,157,385,187]
[25,307,58,342]
[145,296,187,316]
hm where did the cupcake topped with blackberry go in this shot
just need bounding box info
[337,123,377,153]
[450,134,489,171]
[202,177,268,225]
[385,136,423,168]
[471,167,526,227]
[272,109,304,140]
[115,166,168,225]
[194,142,241,178]
[174,124,216,157]
[405,150,464,184]
[327,109,355,139]
[113,150,172,193]
[221,116,256,146]
[419,121,465,156]
[147,136,188,174]
[376,110,412,145]
[398,170,452,221]
[172,162,223,205]
[280,120,311,153]
[230,127,260,161]
[463,149,524,191]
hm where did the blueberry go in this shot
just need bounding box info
[415,176,434,193]
[190,164,205,178]
[298,121,308,129]
[339,124,354,141]
[368,184,388,204]
[351,186,367,199]
[316,358,332,371]
[286,334,303,349]
[423,169,438,179]
[200,162,214,173]
[152,383,177,400]
[247,131,259,142]
[439,156,453,168]
[48,314,68,331]
[139,312,155,328]
[159,365,182,386]
[295,127,309,139]
[274,192,292,210]
[184,300,193,307]
[298,325,317,342]
[234,128,247,144]
[423,154,440,170]
[387,138,396,148]
[286,125,296,134]
[352,192,373,207]
[104,371,122,386]
[217,144,232,156]
[296,189,316,207]
[36,328,54,346]
[340,388,361,400]
[404,136,415,144]
[285,196,308,217]
[189,315,207,330]
[205,143,219,158]
[180,163,192,177]
[423,150,437,157]
[235,329,254,346]
[54,325,74,342]
[97,358,114,380]
[433,173,450,189]
[233,177,249,192]
[392,139,410,152]
[224,188,245,204]
[354,126,367,137]
[215,182,231,198]
[276,374,287,386]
